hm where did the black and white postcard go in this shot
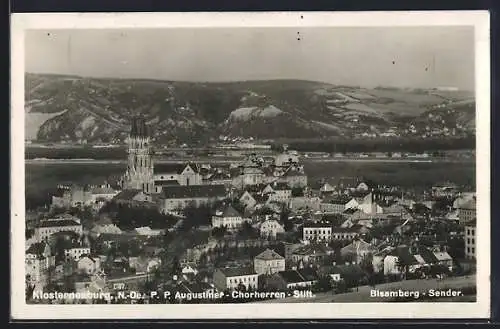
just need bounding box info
[10,11,490,319]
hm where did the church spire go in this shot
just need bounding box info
[130,115,149,138]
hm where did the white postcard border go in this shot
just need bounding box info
[11,11,491,320]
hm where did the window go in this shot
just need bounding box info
[472,248,475,254]
[467,238,470,244]
[467,247,470,253]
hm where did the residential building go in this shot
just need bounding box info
[266,183,292,203]
[239,191,257,210]
[213,267,259,291]
[113,189,154,206]
[458,199,476,225]
[64,246,91,262]
[331,227,358,241]
[342,208,366,221]
[254,249,286,275]
[259,219,285,239]
[320,196,358,214]
[159,185,226,212]
[291,244,333,265]
[128,256,161,275]
[35,217,83,242]
[25,242,55,285]
[77,255,102,275]
[211,205,245,231]
[154,163,203,188]
[270,268,319,290]
[340,239,377,262]
[465,220,476,259]
[303,223,333,242]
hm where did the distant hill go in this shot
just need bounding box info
[24,73,475,144]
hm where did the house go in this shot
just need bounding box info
[453,193,476,209]
[254,249,286,275]
[331,227,358,241]
[207,170,233,186]
[128,256,161,275]
[213,267,259,291]
[356,180,378,192]
[340,239,377,262]
[64,245,91,262]
[279,167,308,188]
[465,220,476,259]
[458,199,476,225]
[73,272,107,297]
[51,184,93,209]
[303,223,333,242]
[320,264,367,285]
[153,163,203,187]
[177,281,217,298]
[433,251,453,269]
[181,264,199,276]
[274,149,300,167]
[319,182,336,194]
[342,208,365,221]
[432,182,459,197]
[239,191,257,210]
[211,205,246,231]
[35,217,83,242]
[77,255,102,275]
[382,245,439,276]
[291,244,333,265]
[232,167,265,188]
[288,196,321,212]
[25,242,55,285]
[113,189,154,206]
[89,185,120,204]
[266,182,292,203]
[270,268,319,290]
[320,196,358,214]
[160,185,227,212]
[320,194,359,214]
[259,219,285,239]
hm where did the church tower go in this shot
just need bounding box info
[122,116,154,194]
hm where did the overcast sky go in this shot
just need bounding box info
[25,26,475,90]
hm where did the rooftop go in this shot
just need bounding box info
[162,185,226,199]
[38,219,81,228]
[277,268,319,284]
[217,266,257,277]
[113,189,143,201]
[255,248,284,261]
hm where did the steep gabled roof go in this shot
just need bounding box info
[255,248,284,261]
[218,266,257,277]
[162,185,226,199]
[113,189,143,201]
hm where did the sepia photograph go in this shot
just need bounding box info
[11,11,490,319]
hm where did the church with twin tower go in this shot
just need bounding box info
[122,116,155,194]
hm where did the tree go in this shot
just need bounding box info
[395,257,410,280]
[212,226,227,239]
[313,275,333,293]
[237,221,258,239]
[171,256,182,278]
